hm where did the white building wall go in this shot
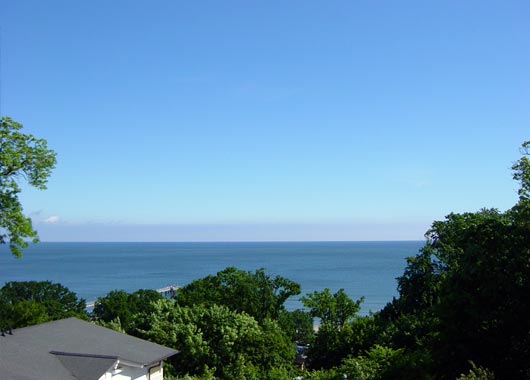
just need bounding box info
[97,362,163,380]
[112,366,147,380]
[98,371,113,380]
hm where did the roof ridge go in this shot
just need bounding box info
[10,317,79,333]
[50,351,118,360]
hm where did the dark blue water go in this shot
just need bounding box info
[0,241,423,315]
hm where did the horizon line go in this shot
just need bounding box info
[36,239,425,243]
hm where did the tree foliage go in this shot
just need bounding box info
[429,207,530,379]
[277,308,315,343]
[91,288,162,333]
[0,117,57,257]
[0,281,86,328]
[301,288,367,369]
[89,269,301,379]
[512,141,530,201]
[376,141,530,379]
[302,288,363,328]
[457,362,495,380]
[175,266,301,323]
[130,299,294,379]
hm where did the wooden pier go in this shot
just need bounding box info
[86,284,180,309]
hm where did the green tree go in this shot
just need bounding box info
[0,281,86,328]
[277,308,315,343]
[0,117,57,257]
[512,141,530,201]
[8,300,49,328]
[376,248,442,352]
[92,289,162,333]
[175,266,301,323]
[428,208,530,379]
[301,288,365,369]
[377,141,530,379]
[131,299,295,379]
[339,345,403,380]
[302,288,363,328]
[457,362,495,380]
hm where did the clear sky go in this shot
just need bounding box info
[1,1,529,241]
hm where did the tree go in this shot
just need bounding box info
[378,141,530,379]
[277,308,315,343]
[175,266,301,323]
[301,289,366,369]
[8,300,49,328]
[302,288,363,329]
[131,299,295,379]
[92,288,162,333]
[0,116,57,257]
[376,248,442,352]
[457,362,495,380]
[0,281,86,328]
[428,208,530,379]
[512,141,530,201]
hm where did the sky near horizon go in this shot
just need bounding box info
[1,1,529,242]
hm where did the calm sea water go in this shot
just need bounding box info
[0,241,423,315]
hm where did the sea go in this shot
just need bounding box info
[0,241,423,315]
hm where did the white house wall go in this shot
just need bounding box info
[97,363,163,380]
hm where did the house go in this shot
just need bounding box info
[0,317,178,380]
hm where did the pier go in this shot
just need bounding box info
[156,284,180,297]
[85,284,180,309]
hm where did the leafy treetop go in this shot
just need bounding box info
[175,266,301,323]
[0,116,57,257]
[512,141,530,201]
[379,140,530,379]
[0,281,86,329]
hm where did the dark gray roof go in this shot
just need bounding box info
[55,354,117,380]
[0,318,178,380]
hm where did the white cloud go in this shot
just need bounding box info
[44,215,60,224]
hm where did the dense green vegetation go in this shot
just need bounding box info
[0,117,57,257]
[93,268,303,379]
[0,280,86,329]
[1,141,530,379]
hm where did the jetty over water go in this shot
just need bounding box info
[85,284,180,309]
[157,284,180,297]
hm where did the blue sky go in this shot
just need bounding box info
[1,1,529,241]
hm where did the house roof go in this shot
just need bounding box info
[0,317,178,380]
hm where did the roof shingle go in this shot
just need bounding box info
[0,318,178,380]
